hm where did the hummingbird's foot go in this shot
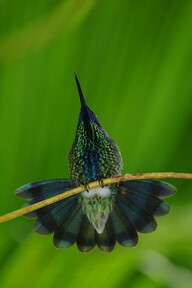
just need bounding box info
[83,183,90,192]
[99,179,105,188]
[114,175,123,187]
[77,180,90,192]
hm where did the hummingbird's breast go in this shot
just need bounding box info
[68,121,122,185]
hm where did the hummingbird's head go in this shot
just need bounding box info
[75,74,103,132]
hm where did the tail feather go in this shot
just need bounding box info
[96,218,116,252]
[110,203,138,247]
[23,195,77,219]
[53,205,84,248]
[120,180,176,198]
[15,179,73,200]
[16,179,79,235]
[116,194,157,233]
[16,179,76,219]
[33,199,78,235]
[77,215,96,252]
[124,191,170,216]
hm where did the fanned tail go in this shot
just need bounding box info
[15,178,176,252]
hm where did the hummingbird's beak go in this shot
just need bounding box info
[74,74,100,127]
[74,74,86,107]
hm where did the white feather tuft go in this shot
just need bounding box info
[81,187,111,198]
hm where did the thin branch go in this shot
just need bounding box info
[0,172,191,224]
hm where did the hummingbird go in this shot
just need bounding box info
[16,75,176,252]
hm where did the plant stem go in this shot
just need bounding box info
[0,172,191,224]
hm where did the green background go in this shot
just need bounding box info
[0,0,192,287]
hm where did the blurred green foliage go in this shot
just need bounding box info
[0,0,192,287]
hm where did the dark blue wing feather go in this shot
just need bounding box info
[15,179,73,200]
[16,179,79,237]
[110,203,138,247]
[53,205,84,248]
[33,198,78,235]
[77,215,96,252]
[116,193,157,233]
[119,180,176,198]
[124,191,170,216]
[96,218,116,252]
